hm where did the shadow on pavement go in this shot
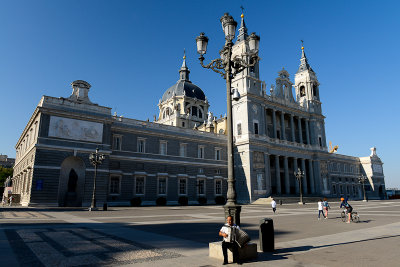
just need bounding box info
[131,222,294,244]
[358,219,373,223]
[240,234,400,264]
[3,222,182,266]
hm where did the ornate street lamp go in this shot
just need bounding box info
[358,175,368,202]
[294,168,305,205]
[196,13,260,225]
[89,148,105,211]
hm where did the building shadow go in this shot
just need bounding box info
[131,222,293,244]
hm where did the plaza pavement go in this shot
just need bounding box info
[1,199,399,266]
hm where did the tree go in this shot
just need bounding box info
[0,167,13,187]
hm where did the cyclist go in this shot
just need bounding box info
[340,197,353,223]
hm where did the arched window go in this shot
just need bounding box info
[300,86,306,97]
[191,106,198,117]
[312,84,318,97]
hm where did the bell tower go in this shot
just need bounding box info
[294,43,322,114]
[294,42,327,149]
[231,13,263,97]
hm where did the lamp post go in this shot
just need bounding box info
[294,168,305,204]
[89,148,105,211]
[196,13,260,225]
[358,175,368,202]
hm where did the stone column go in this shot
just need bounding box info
[264,153,271,196]
[280,112,285,140]
[275,155,281,194]
[284,156,290,194]
[305,119,310,145]
[298,117,303,144]
[16,175,19,193]
[308,160,315,194]
[309,120,315,145]
[22,173,25,193]
[290,114,295,142]
[313,160,322,194]
[25,170,30,194]
[301,159,308,194]
[272,109,277,139]
[293,158,299,193]
[21,173,25,194]
[19,173,23,194]
[13,176,17,193]
[261,106,266,136]
[27,167,33,195]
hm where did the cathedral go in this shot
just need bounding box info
[10,14,386,207]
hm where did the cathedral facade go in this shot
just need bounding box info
[10,15,386,207]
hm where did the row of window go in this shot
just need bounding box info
[328,162,359,174]
[113,135,223,160]
[162,104,205,120]
[237,121,323,147]
[109,176,223,196]
[332,183,361,196]
[16,121,39,160]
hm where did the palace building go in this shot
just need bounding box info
[10,14,386,206]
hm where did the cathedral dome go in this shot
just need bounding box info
[161,54,205,102]
[161,80,205,102]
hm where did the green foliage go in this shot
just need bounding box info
[0,167,13,187]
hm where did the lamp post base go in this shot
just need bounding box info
[224,203,242,226]
[362,199,368,202]
[298,202,305,205]
[88,207,98,211]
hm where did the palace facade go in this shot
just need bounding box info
[10,15,386,206]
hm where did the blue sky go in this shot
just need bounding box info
[0,0,399,188]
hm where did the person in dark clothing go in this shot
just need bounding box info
[340,197,353,223]
[219,216,242,265]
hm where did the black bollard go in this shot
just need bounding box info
[259,218,274,252]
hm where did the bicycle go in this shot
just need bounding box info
[341,209,360,223]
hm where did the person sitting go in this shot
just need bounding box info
[219,215,242,265]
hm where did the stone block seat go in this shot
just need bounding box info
[209,241,257,263]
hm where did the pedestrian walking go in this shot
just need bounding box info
[271,198,277,214]
[318,199,326,220]
[9,195,13,206]
[323,198,330,218]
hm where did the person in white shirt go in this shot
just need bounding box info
[271,198,277,214]
[219,216,241,265]
[9,195,13,206]
[318,199,326,220]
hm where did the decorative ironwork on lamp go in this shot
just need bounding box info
[195,13,260,225]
